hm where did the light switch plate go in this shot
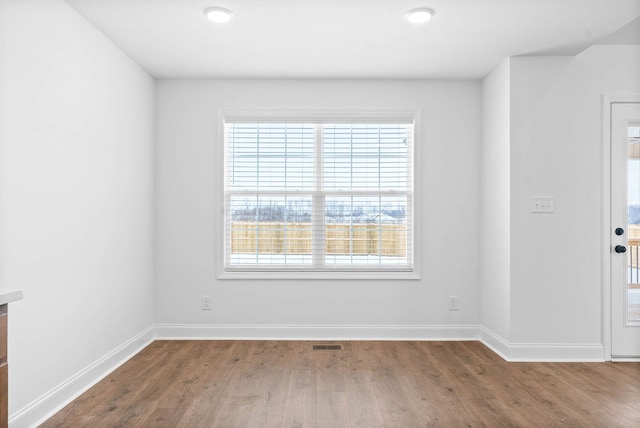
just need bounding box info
[531,196,554,213]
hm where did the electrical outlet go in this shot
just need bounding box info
[201,295,212,311]
[531,196,554,213]
[448,296,459,311]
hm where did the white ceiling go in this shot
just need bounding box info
[64,0,640,80]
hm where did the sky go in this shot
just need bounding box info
[630,160,640,205]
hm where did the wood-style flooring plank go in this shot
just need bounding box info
[40,340,640,428]
[315,368,345,392]
[136,407,187,428]
[245,367,291,428]
[209,403,253,428]
[173,341,252,428]
[280,369,316,428]
[343,371,386,428]
[370,371,422,427]
[317,391,350,428]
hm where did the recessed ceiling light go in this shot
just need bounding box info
[405,8,435,24]
[204,7,233,23]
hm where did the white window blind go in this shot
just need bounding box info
[224,120,413,272]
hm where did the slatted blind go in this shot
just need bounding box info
[224,120,413,271]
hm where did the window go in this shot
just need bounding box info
[223,115,414,275]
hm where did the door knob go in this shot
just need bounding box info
[615,245,627,253]
[615,227,625,236]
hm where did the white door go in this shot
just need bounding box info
[611,102,640,357]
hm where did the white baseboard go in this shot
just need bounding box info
[154,323,482,341]
[479,327,511,359]
[479,327,605,362]
[9,326,155,428]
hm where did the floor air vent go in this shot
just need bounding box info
[312,344,343,351]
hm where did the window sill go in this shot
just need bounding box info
[217,270,421,280]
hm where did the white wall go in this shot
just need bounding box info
[508,45,640,345]
[480,60,511,341]
[479,44,640,358]
[155,80,481,331]
[0,0,155,420]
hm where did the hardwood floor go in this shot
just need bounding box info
[41,341,640,427]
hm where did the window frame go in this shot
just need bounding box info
[216,108,422,280]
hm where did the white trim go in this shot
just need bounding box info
[217,107,227,280]
[10,326,155,428]
[217,271,421,280]
[602,94,613,361]
[601,94,640,361]
[478,327,510,360]
[506,343,604,362]
[154,323,481,341]
[410,110,421,278]
[480,327,604,362]
[220,108,416,124]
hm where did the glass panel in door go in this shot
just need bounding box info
[628,125,640,323]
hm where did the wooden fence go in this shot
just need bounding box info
[630,226,640,274]
[231,222,406,257]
